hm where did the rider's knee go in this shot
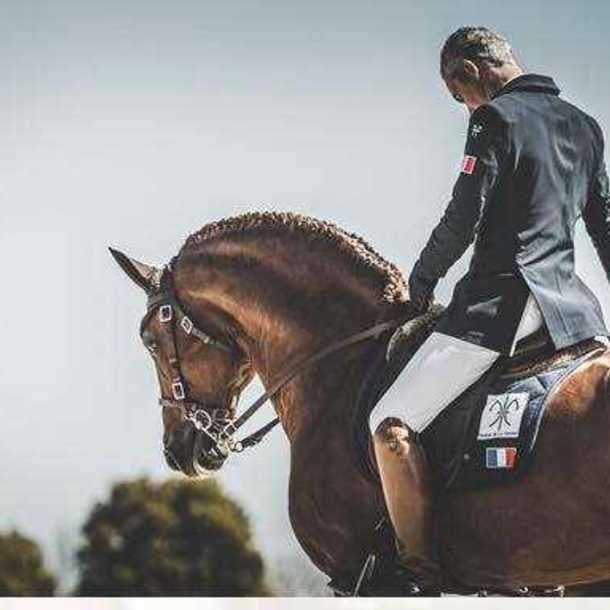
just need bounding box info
[371,416,416,458]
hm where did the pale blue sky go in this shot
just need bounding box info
[1,0,609,589]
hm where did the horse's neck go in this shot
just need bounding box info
[260,329,383,441]
[175,234,402,440]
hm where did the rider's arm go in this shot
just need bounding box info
[583,125,610,281]
[409,105,509,305]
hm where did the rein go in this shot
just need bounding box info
[145,267,409,459]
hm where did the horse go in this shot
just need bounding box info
[110,211,610,594]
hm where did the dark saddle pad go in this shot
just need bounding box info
[351,317,605,492]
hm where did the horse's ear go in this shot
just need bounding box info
[108,247,160,293]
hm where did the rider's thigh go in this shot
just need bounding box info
[371,417,414,457]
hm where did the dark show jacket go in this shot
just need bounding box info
[409,73,610,354]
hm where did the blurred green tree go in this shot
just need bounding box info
[75,477,269,596]
[0,530,56,596]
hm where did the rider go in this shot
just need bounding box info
[368,26,610,594]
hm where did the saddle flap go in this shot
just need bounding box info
[351,318,605,491]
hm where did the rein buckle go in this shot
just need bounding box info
[190,409,213,431]
[227,438,244,453]
[180,316,194,334]
[159,304,173,322]
[172,381,186,400]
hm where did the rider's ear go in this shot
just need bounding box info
[108,247,160,294]
[458,59,480,83]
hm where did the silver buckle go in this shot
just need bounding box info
[180,316,193,334]
[172,381,186,400]
[220,419,239,441]
[159,304,173,323]
[191,409,213,431]
[212,408,231,423]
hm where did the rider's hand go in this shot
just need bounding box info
[386,286,434,362]
[411,290,434,314]
[408,265,435,315]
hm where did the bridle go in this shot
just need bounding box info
[141,269,252,458]
[143,266,409,462]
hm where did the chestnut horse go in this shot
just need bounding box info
[111,211,610,593]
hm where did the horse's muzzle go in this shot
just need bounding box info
[163,423,200,476]
[163,417,228,476]
[192,429,228,474]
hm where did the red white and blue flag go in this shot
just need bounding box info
[486,447,517,469]
[461,155,478,175]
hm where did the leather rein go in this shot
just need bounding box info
[144,267,408,459]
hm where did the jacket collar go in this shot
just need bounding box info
[492,73,561,99]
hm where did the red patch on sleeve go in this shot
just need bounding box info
[461,155,478,175]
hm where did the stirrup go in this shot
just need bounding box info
[353,553,441,597]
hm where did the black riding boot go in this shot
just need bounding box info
[353,530,441,597]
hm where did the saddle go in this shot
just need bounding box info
[351,307,606,492]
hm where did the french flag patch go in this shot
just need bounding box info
[486,447,517,469]
[461,155,477,174]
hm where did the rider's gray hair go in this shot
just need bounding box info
[440,26,516,80]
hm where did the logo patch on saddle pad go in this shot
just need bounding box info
[486,447,518,469]
[477,392,530,440]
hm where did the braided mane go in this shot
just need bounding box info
[179,210,408,305]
